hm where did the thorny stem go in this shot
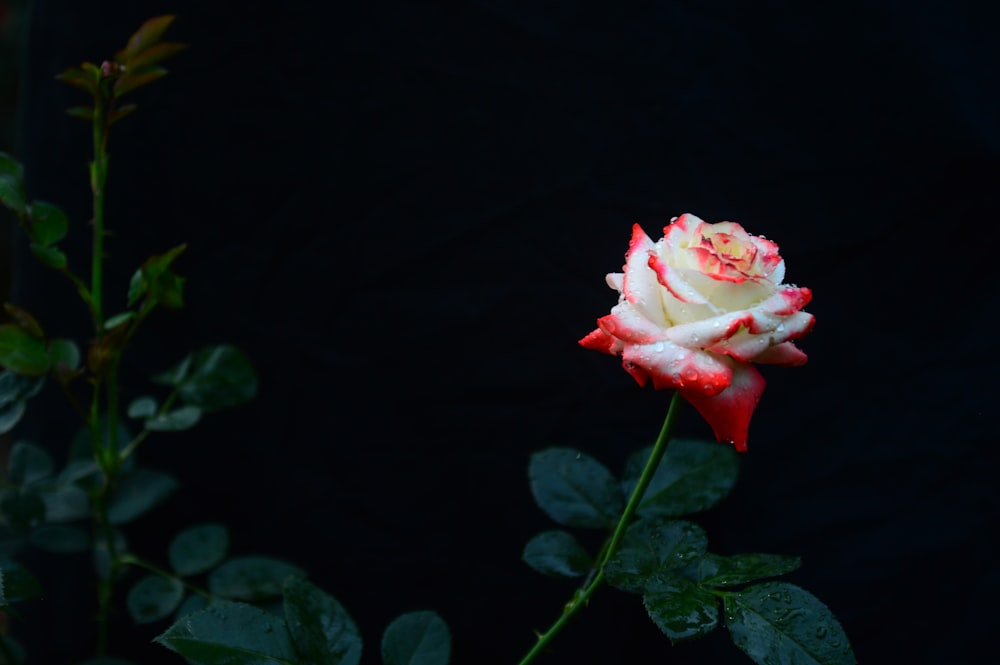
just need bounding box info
[89,79,117,659]
[515,391,684,665]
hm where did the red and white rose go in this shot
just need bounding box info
[580,213,814,451]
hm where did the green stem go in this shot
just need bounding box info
[515,391,684,665]
[89,84,116,659]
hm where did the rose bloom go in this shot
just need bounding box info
[580,213,814,451]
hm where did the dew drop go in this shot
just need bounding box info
[776,323,785,332]
[682,368,699,382]
[815,625,828,640]
[653,342,665,352]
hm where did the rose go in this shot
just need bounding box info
[580,213,814,451]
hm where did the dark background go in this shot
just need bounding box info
[4,1,998,664]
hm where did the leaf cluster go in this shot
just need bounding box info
[56,15,187,126]
[524,439,856,665]
[120,523,451,665]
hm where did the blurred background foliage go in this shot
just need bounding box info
[1,0,28,458]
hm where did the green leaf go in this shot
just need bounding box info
[725,581,856,665]
[0,152,27,215]
[0,372,45,435]
[522,530,592,578]
[699,553,802,588]
[27,200,68,246]
[381,610,451,665]
[29,243,68,270]
[103,311,136,330]
[3,303,44,338]
[0,370,45,402]
[208,556,304,602]
[107,468,179,525]
[0,399,26,435]
[118,15,177,62]
[145,405,202,432]
[0,567,5,606]
[0,559,42,602]
[128,42,189,72]
[65,106,95,121]
[129,244,187,309]
[283,576,363,665]
[154,599,298,665]
[604,518,708,593]
[623,438,740,518]
[39,483,90,522]
[108,103,138,126]
[6,441,54,485]
[1,488,46,531]
[127,575,185,624]
[528,447,623,529]
[175,593,210,620]
[28,523,90,553]
[115,68,169,97]
[169,524,229,577]
[151,353,192,386]
[0,152,23,178]
[643,574,720,642]
[127,396,158,419]
[48,338,81,371]
[0,324,51,375]
[175,345,257,412]
[55,66,99,95]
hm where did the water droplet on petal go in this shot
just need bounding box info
[682,368,699,382]
[653,342,664,352]
[776,323,785,332]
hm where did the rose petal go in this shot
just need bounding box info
[754,341,808,366]
[665,311,755,348]
[622,224,670,326]
[709,309,813,362]
[648,251,710,305]
[680,362,765,452]
[597,302,671,345]
[621,342,732,394]
[579,328,622,355]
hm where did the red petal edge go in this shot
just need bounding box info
[679,363,765,452]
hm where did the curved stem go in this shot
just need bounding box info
[516,391,684,665]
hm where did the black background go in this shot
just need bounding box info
[7,1,998,664]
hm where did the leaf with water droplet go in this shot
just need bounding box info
[604,518,708,593]
[643,574,720,643]
[698,553,801,587]
[724,581,856,665]
[154,599,296,664]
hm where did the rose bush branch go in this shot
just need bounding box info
[0,16,457,665]
[517,391,683,665]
